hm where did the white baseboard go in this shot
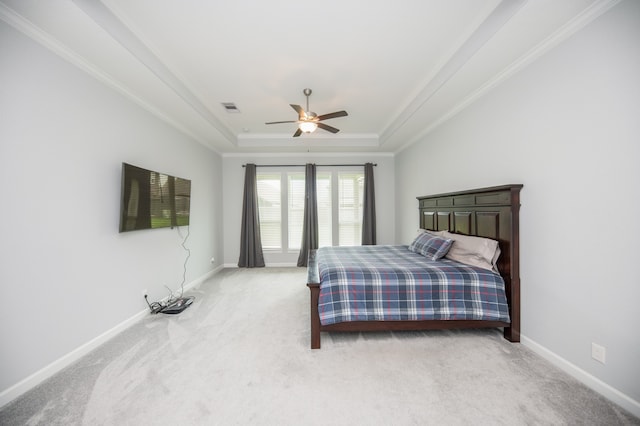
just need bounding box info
[521,335,640,418]
[183,266,221,291]
[223,263,299,268]
[0,309,147,409]
[0,267,221,409]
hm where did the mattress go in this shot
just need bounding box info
[316,245,510,326]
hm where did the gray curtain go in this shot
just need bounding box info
[361,162,377,245]
[238,164,265,267]
[297,164,318,267]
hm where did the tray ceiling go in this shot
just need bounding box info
[0,0,616,153]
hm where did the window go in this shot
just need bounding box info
[256,173,281,250]
[338,172,364,246]
[316,173,332,247]
[287,173,304,250]
[256,169,363,252]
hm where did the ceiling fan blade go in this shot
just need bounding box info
[317,111,348,121]
[265,120,296,125]
[290,104,305,119]
[293,128,302,137]
[317,122,340,134]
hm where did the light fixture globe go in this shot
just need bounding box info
[299,121,318,133]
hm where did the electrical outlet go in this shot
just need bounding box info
[142,289,148,298]
[210,257,215,264]
[591,342,606,364]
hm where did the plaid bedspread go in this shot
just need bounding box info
[317,245,510,326]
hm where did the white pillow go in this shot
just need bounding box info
[441,231,501,273]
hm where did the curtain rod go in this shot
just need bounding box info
[242,163,377,168]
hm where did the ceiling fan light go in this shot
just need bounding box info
[299,121,318,133]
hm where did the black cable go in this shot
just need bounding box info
[176,225,191,299]
[143,225,192,314]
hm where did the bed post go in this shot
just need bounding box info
[308,283,321,349]
[504,186,521,342]
[307,250,321,349]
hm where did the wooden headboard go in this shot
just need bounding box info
[417,184,523,342]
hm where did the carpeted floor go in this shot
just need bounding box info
[1,267,638,425]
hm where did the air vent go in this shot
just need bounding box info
[221,102,240,113]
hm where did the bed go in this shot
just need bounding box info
[306,184,522,349]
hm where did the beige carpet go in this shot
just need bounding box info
[1,267,638,425]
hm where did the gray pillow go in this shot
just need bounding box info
[408,232,453,261]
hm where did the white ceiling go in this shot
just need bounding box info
[0,0,615,154]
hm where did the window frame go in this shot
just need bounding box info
[256,167,364,254]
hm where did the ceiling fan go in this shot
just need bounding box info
[265,88,348,137]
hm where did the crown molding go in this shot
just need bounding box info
[222,151,394,159]
[380,0,528,145]
[0,2,221,152]
[395,0,622,154]
[72,0,236,145]
[236,133,379,148]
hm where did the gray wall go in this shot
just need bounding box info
[0,21,224,396]
[395,0,640,409]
